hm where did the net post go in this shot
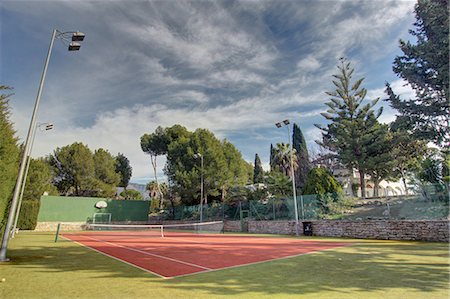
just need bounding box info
[160,225,164,238]
[55,223,61,242]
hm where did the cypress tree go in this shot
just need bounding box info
[269,143,275,172]
[253,153,264,184]
[0,86,20,232]
[292,123,311,188]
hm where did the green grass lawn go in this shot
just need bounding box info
[1,232,449,299]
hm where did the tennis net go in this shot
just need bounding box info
[55,221,224,241]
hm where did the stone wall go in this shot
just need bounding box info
[35,222,86,231]
[248,220,296,235]
[224,221,241,232]
[309,220,449,242]
[243,220,449,242]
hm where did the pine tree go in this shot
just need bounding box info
[316,58,383,198]
[253,153,264,184]
[292,123,311,188]
[385,0,449,145]
[0,86,20,231]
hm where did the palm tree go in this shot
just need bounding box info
[265,171,291,196]
[272,143,298,178]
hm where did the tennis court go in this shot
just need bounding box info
[61,222,349,279]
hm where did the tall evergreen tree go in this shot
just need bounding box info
[115,153,132,189]
[253,153,264,184]
[316,58,383,197]
[269,143,275,172]
[0,86,20,231]
[22,158,58,201]
[385,0,449,145]
[292,123,311,188]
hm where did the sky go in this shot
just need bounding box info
[1,0,417,184]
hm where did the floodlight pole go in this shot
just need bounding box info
[11,123,53,238]
[0,29,84,262]
[276,119,302,236]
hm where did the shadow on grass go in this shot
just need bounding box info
[6,232,450,297]
[162,240,449,296]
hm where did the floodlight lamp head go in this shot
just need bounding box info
[283,119,290,125]
[68,42,81,51]
[72,31,85,42]
[275,122,282,128]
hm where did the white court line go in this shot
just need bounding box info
[63,233,351,280]
[77,234,212,271]
[61,235,167,279]
[170,243,353,279]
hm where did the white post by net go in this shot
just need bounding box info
[160,225,164,238]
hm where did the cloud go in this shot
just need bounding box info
[4,0,417,184]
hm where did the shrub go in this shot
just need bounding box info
[17,200,41,230]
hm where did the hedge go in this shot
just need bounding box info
[17,200,41,230]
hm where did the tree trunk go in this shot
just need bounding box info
[400,169,409,195]
[359,168,366,198]
[221,186,226,201]
[151,155,163,210]
[373,177,380,197]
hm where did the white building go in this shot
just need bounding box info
[334,168,406,197]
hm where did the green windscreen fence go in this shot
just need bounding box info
[38,196,150,222]
[154,184,449,222]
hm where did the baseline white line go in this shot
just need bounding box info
[78,234,212,270]
[169,243,353,279]
[60,235,167,279]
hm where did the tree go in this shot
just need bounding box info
[385,0,449,145]
[22,158,58,201]
[49,142,95,196]
[303,167,344,215]
[0,86,20,231]
[141,126,171,209]
[162,126,251,205]
[389,124,427,194]
[120,189,143,200]
[93,148,120,197]
[271,143,298,178]
[49,143,120,197]
[302,167,343,196]
[221,140,252,199]
[292,123,311,188]
[115,153,132,189]
[317,58,382,197]
[253,153,264,184]
[265,171,291,197]
[269,143,275,172]
[363,121,395,197]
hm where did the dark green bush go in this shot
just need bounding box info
[17,200,41,230]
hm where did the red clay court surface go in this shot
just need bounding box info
[62,231,350,279]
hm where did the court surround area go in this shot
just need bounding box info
[61,222,349,278]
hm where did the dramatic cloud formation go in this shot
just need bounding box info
[1,0,416,183]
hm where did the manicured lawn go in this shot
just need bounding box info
[0,232,449,299]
